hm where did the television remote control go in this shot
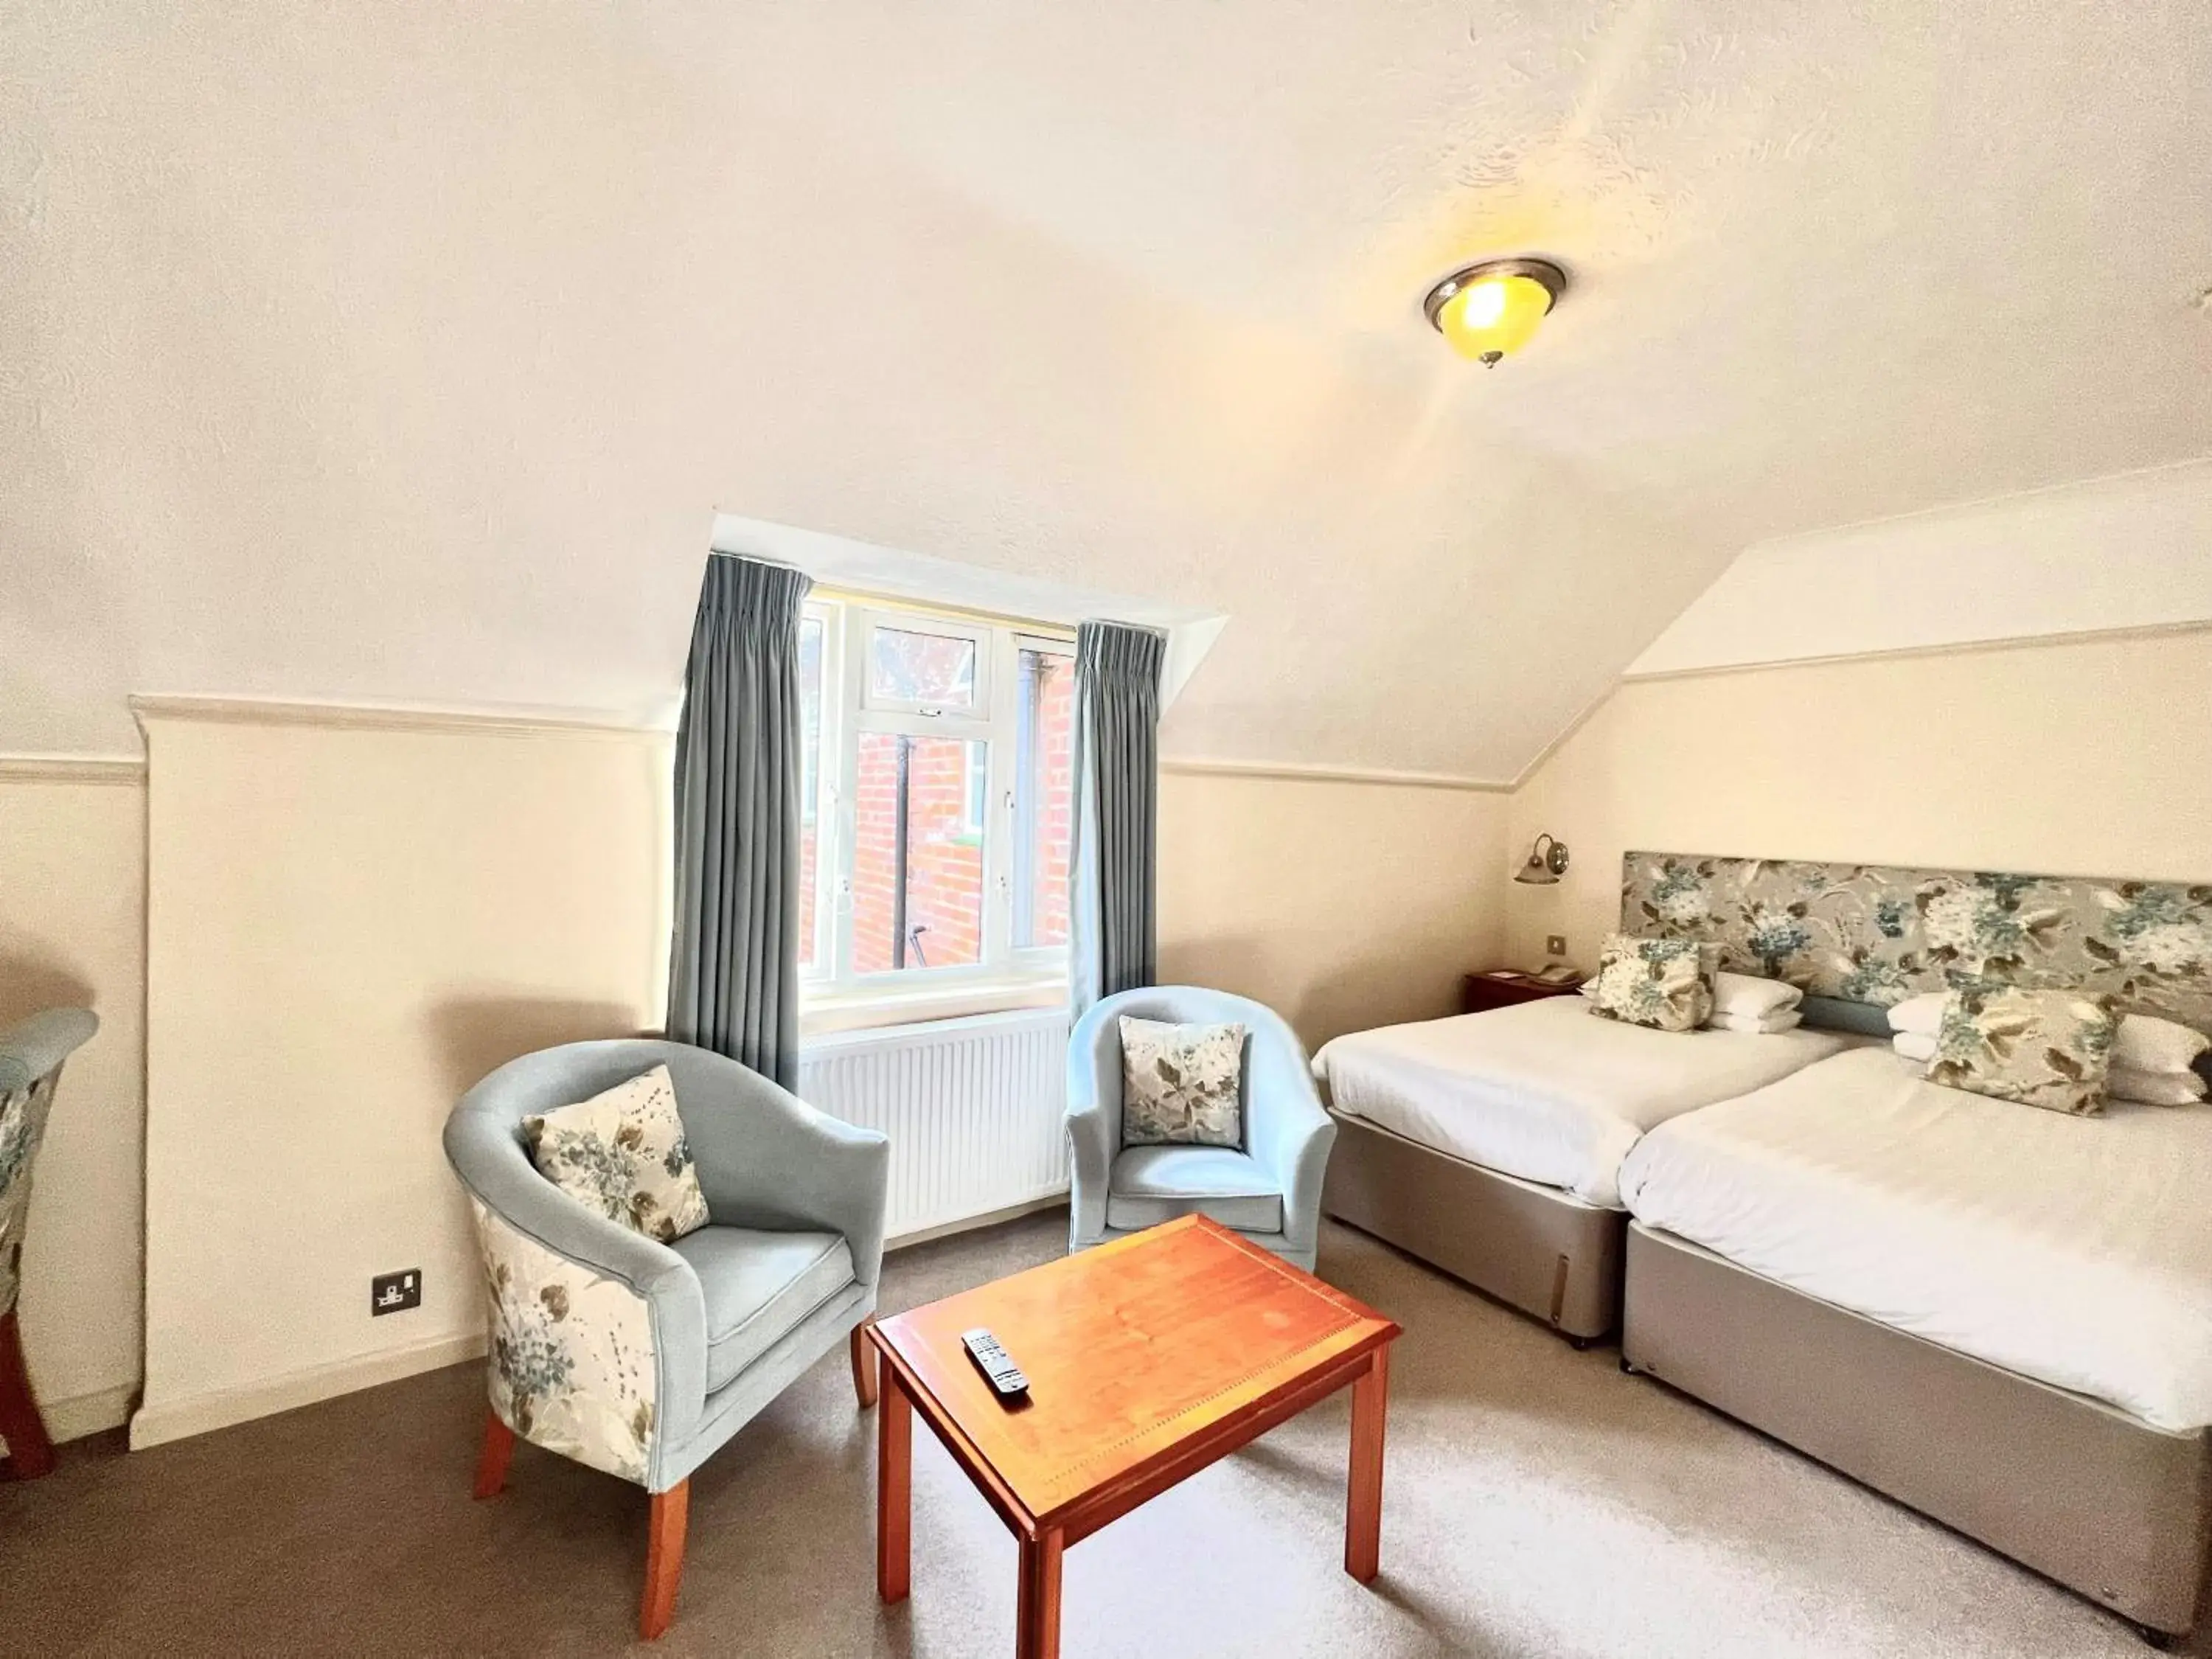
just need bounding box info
[960,1327,1029,1398]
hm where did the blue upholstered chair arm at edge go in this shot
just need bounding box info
[0,1009,99,1098]
[0,1009,100,1326]
[1236,1006,1335,1256]
[1066,987,1335,1259]
[1065,1006,1127,1249]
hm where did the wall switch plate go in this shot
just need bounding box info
[372,1269,421,1316]
[1545,935,1568,958]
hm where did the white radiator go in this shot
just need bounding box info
[798,1006,1071,1245]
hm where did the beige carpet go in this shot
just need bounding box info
[1,1214,2198,1658]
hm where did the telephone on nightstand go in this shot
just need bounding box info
[1523,962,1584,988]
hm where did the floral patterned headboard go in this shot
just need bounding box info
[1621,852,2212,1033]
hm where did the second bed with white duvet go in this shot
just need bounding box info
[1619,1044,2212,1433]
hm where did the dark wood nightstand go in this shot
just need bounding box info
[1460,972,1582,1015]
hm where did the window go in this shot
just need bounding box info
[868,624,982,714]
[1011,642,1074,948]
[799,600,1075,1009]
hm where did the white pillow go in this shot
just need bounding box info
[1893,1032,1937,1063]
[2113,1013,2211,1077]
[1709,972,1804,1022]
[1887,992,1947,1037]
[2110,1065,2208,1107]
[1708,1009,1803,1034]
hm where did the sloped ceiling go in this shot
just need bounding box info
[4,2,2208,774]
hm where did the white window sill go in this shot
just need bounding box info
[799,975,1069,1039]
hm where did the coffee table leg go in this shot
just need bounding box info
[1016,1528,1063,1659]
[877,1367,912,1603]
[1345,1344,1390,1583]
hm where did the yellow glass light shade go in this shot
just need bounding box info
[1436,272,1554,364]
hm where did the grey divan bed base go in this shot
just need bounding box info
[1321,1107,1624,1342]
[1623,1221,2212,1641]
[1325,1103,2212,1641]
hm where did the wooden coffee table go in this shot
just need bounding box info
[866,1214,1402,1659]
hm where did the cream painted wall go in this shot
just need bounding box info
[1505,629,2212,967]
[134,712,672,1448]
[0,768,146,1441]
[1159,768,1508,1048]
[110,728,1501,1448]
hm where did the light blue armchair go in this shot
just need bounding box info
[1,1009,99,1481]
[1067,987,1336,1274]
[444,1039,889,1639]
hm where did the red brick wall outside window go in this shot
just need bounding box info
[797,604,1075,989]
[851,734,984,972]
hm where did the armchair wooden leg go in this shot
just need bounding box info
[472,1411,515,1500]
[850,1319,879,1409]
[639,1481,689,1641]
[0,1310,56,1482]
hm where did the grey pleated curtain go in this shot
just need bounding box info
[1070,619,1166,1017]
[667,554,813,1088]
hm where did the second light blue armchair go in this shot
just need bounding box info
[445,1039,888,1640]
[1067,987,1336,1273]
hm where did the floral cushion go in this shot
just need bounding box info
[524,1065,710,1244]
[1119,1018,1245,1147]
[1926,987,2117,1116]
[1587,934,1717,1032]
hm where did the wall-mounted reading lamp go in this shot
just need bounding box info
[1513,833,1569,886]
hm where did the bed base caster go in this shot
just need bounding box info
[1619,1354,1637,1375]
[2126,1620,2177,1650]
[1565,1333,1595,1352]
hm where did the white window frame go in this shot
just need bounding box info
[801,597,1074,1028]
[858,609,992,723]
[959,744,987,837]
[1008,633,1076,974]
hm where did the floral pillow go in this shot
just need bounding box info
[1925,987,2116,1116]
[524,1064,710,1243]
[1586,934,1717,1033]
[1119,1018,1245,1147]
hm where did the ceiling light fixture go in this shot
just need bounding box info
[1424,257,1568,366]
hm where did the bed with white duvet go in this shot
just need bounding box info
[1619,1043,2212,1432]
[1312,997,1853,1208]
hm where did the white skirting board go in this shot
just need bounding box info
[799,1006,1072,1243]
[128,1330,486,1452]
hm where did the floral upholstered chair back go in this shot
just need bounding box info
[0,1010,100,1320]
